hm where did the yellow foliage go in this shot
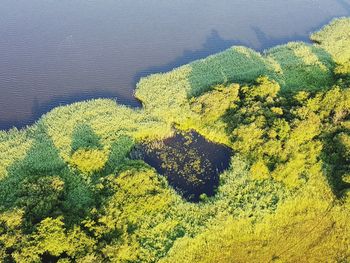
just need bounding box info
[250,160,270,180]
[311,17,350,74]
[271,106,283,115]
[0,130,32,180]
[70,149,108,174]
[162,193,349,263]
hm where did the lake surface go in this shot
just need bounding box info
[1,0,350,130]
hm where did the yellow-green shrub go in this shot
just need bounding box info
[70,149,108,174]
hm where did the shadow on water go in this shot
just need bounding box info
[336,0,350,12]
[252,14,349,51]
[251,26,311,51]
[132,30,247,85]
[133,24,319,87]
[131,130,232,202]
[134,17,337,99]
[0,90,142,130]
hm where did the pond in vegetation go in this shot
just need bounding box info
[1,0,350,129]
[132,131,232,202]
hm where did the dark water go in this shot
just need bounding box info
[132,131,232,201]
[1,0,350,130]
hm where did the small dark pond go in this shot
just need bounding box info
[132,131,232,202]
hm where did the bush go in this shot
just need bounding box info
[70,149,108,175]
[71,124,102,153]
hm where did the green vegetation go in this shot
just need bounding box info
[311,17,350,75]
[0,17,350,262]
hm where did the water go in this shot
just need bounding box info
[0,0,350,129]
[132,131,232,201]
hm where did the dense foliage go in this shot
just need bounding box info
[0,18,350,262]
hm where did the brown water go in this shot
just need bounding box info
[1,0,350,129]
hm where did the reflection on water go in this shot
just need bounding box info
[0,0,350,129]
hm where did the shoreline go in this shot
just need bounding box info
[0,16,345,132]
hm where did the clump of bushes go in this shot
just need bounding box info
[70,149,108,174]
[69,124,107,174]
[71,124,102,153]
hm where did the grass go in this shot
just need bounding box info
[311,17,350,74]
